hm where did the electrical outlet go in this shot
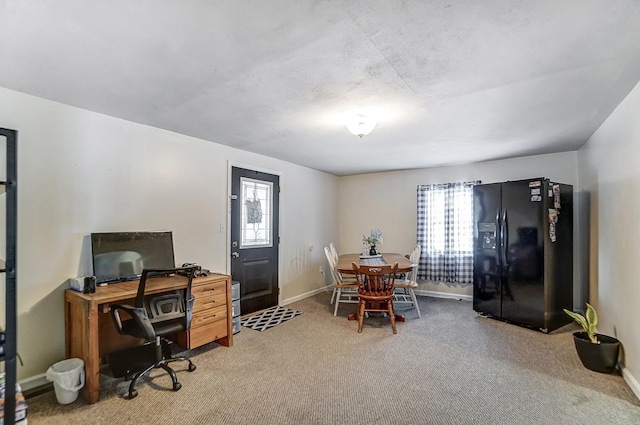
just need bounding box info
[319,266,324,274]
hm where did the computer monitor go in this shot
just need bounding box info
[90,231,175,283]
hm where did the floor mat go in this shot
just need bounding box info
[241,306,303,332]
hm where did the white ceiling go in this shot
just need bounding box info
[1,1,640,176]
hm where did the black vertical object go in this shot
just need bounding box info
[230,167,280,315]
[473,178,573,333]
[472,183,502,318]
[0,128,17,425]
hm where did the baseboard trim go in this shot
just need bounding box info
[19,373,52,398]
[281,286,332,306]
[621,364,640,401]
[281,286,471,305]
[415,289,472,301]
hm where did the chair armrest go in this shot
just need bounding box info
[110,303,155,340]
[185,295,195,330]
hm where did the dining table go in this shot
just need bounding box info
[335,252,416,323]
[335,252,415,274]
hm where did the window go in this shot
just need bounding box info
[240,177,273,248]
[416,181,479,285]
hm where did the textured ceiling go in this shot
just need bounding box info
[1,1,640,176]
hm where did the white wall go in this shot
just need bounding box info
[0,87,339,381]
[578,80,640,397]
[338,152,579,299]
[6,78,633,392]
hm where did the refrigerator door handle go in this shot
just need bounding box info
[502,209,509,267]
[495,209,501,265]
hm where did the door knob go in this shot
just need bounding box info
[232,251,240,258]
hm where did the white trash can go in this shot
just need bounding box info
[46,358,85,404]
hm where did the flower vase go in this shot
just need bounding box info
[369,246,378,256]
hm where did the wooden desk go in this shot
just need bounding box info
[336,253,415,274]
[65,273,233,404]
[336,253,416,323]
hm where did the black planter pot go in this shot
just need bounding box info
[572,332,620,373]
[369,246,378,256]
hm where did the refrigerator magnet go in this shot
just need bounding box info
[531,188,541,195]
[529,181,541,187]
[549,209,558,242]
[531,195,542,202]
[553,184,561,208]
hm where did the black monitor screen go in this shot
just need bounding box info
[91,231,175,283]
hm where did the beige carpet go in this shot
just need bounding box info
[27,293,640,424]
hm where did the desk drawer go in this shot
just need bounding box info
[192,280,226,297]
[193,292,227,313]
[188,317,228,348]
[191,304,227,328]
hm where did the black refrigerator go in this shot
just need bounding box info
[473,178,573,333]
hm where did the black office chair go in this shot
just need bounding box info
[110,266,197,399]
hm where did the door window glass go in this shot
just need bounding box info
[240,177,273,248]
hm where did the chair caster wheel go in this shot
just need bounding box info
[128,389,138,399]
[188,363,197,372]
[173,382,182,391]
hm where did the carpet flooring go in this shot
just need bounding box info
[25,293,640,424]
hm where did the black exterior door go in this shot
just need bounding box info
[230,167,279,315]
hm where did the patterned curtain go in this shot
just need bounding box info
[416,181,480,285]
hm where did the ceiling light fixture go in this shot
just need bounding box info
[345,114,377,138]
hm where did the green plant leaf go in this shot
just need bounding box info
[563,308,588,332]
[585,303,598,335]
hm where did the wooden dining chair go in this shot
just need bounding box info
[393,244,422,318]
[352,262,399,334]
[325,247,358,315]
[329,242,339,264]
[328,242,347,306]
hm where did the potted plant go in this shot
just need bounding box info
[563,303,621,373]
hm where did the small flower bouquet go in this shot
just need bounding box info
[362,228,383,247]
